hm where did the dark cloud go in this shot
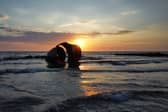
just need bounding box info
[85,30,134,36]
[0,32,72,43]
[0,26,73,44]
[0,26,21,32]
[115,30,134,35]
[0,26,134,43]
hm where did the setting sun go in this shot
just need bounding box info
[73,39,85,49]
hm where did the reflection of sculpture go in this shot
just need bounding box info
[46,42,81,68]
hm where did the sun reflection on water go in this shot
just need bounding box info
[80,85,102,96]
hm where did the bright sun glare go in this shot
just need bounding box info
[73,39,85,49]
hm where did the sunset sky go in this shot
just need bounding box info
[0,0,167,51]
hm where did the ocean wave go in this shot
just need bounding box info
[0,68,168,75]
[0,68,62,75]
[44,90,168,112]
[1,53,168,67]
[81,56,103,60]
[0,84,34,94]
[81,59,168,65]
[114,52,168,57]
[0,62,43,65]
[0,96,44,112]
[81,69,168,73]
[82,82,168,89]
[1,58,167,66]
[0,55,46,62]
[0,55,103,62]
[1,90,167,112]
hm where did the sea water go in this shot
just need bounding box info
[0,51,168,112]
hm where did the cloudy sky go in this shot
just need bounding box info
[0,0,167,51]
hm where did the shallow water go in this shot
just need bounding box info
[0,51,168,112]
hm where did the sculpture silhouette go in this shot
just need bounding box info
[46,42,81,68]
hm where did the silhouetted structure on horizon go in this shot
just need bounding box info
[46,42,81,68]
